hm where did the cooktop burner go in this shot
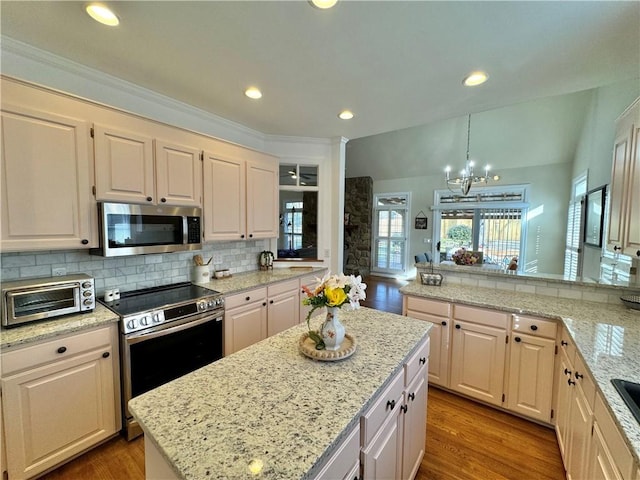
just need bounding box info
[99,282,222,317]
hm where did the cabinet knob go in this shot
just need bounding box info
[81,239,89,245]
[636,250,640,257]
[246,296,251,301]
[455,324,461,329]
[262,302,267,307]
[408,392,415,402]
[561,340,568,346]
[530,325,538,331]
[515,337,522,343]
[441,321,447,326]
[386,399,396,411]
[614,245,621,251]
[146,196,153,202]
[249,234,253,238]
[57,346,67,354]
[102,352,110,358]
[160,197,166,203]
[401,405,408,414]
[575,372,583,380]
[419,357,426,365]
[568,379,576,386]
[241,234,245,239]
[564,368,572,376]
[269,300,274,304]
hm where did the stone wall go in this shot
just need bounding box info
[343,176,373,276]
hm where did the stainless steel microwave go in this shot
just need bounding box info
[91,202,202,257]
[1,274,95,328]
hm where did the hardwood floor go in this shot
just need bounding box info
[38,274,565,480]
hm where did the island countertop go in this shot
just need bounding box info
[400,281,640,464]
[128,307,432,480]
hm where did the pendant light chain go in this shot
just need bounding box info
[466,114,471,162]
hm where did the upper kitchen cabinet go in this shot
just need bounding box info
[203,142,278,241]
[94,124,202,207]
[0,104,94,252]
[607,98,640,258]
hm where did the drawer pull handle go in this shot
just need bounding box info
[568,379,576,386]
[575,372,583,380]
[57,346,67,354]
[561,340,568,346]
[564,368,571,376]
[441,321,447,326]
[386,399,396,411]
[515,337,521,343]
[419,357,426,365]
[102,352,110,358]
[401,405,408,414]
[408,392,415,401]
[530,325,538,331]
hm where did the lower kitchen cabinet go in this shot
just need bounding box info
[266,279,300,337]
[1,324,120,480]
[224,287,268,355]
[312,423,360,480]
[449,305,508,407]
[507,315,557,423]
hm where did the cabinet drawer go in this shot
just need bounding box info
[512,315,557,339]
[225,287,267,310]
[559,327,576,364]
[594,393,635,480]
[404,338,430,387]
[453,304,508,329]
[268,279,299,297]
[405,296,450,317]
[573,353,596,409]
[361,369,404,446]
[312,422,360,480]
[1,325,113,375]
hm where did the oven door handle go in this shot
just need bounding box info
[126,313,223,344]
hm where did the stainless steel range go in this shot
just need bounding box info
[100,282,224,440]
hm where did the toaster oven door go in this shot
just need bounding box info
[4,283,80,326]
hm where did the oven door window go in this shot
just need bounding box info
[9,285,77,318]
[107,213,183,248]
[128,318,223,398]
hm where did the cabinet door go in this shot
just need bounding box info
[507,333,555,423]
[402,373,427,480]
[450,320,506,406]
[623,119,640,257]
[311,423,360,480]
[406,310,449,387]
[267,288,300,337]
[224,301,267,355]
[2,346,117,479]
[361,401,403,480]
[589,421,624,480]
[1,105,93,251]
[555,348,573,466]
[203,152,246,241]
[154,140,202,207]
[94,124,154,204]
[567,385,593,480]
[246,157,278,240]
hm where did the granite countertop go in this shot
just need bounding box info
[0,303,119,350]
[400,281,640,464]
[201,267,327,295]
[129,307,432,480]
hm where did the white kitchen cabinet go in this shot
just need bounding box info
[266,279,300,337]
[608,97,640,258]
[0,104,95,252]
[1,324,120,480]
[312,423,360,480]
[94,124,202,207]
[449,305,508,407]
[224,287,268,356]
[589,394,636,480]
[203,147,278,241]
[507,314,556,423]
[403,296,450,387]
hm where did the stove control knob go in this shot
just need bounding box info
[198,301,207,311]
[152,313,162,323]
[126,319,137,331]
[208,300,214,308]
[139,316,150,327]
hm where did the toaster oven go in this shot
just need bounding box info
[1,274,95,327]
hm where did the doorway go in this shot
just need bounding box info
[372,193,409,276]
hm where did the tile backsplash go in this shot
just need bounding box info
[0,240,268,296]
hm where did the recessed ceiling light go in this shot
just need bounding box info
[338,110,354,120]
[85,3,119,26]
[463,71,489,87]
[244,87,262,99]
[310,0,338,9]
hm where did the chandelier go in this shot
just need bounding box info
[445,114,492,196]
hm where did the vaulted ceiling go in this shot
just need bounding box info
[1,1,638,140]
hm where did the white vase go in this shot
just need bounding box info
[321,306,345,351]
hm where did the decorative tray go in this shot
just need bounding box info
[299,332,357,361]
[620,295,640,311]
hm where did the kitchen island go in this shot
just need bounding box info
[128,307,432,480]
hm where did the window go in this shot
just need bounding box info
[277,164,319,259]
[373,193,410,274]
[434,186,528,269]
[564,172,587,279]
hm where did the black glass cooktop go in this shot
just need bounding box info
[99,282,220,317]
